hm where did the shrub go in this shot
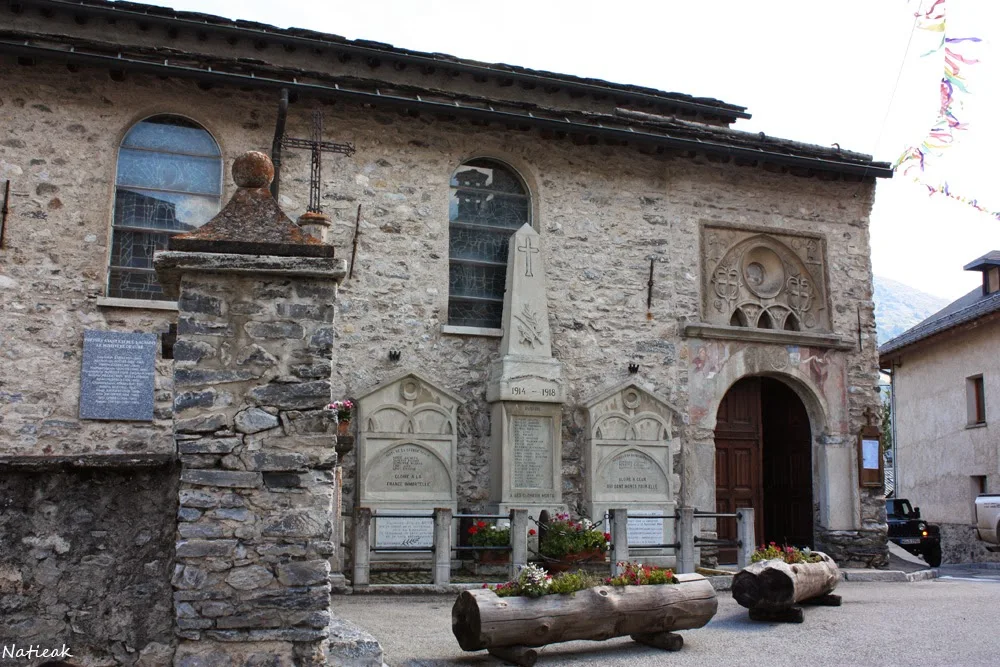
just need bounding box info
[750,542,821,564]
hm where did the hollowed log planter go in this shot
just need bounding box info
[452,573,717,666]
[732,551,841,623]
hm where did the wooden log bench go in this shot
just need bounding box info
[452,572,717,666]
[732,551,841,623]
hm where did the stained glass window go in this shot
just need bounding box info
[448,159,530,328]
[108,116,222,300]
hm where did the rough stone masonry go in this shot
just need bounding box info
[155,152,347,666]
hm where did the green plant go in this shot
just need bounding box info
[750,542,822,564]
[546,570,603,594]
[486,561,676,598]
[606,562,677,586]
[538,513,610,559]
[468,520,510,547]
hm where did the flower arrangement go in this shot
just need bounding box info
[468,520,510,548]
[538,513,610,560]
[606,561,677,587]
[486,561,676,598]
[326,399,354,422]
[750,542,822,564]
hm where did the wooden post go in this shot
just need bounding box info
[736,507,755,571]
[677,507,695,574]
[352,507,371,587]
[433,507,453,585]
[509,509,528,579]
[609,508,629,576]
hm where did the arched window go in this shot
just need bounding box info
[447,158,530,329]
[108,115,222,300]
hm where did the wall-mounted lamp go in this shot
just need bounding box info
[388,350,401,362]
[628,363,639,374]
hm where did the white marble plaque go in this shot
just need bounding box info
[367,443,450,494]
[627,511,665,547]
[512,416,552,489]
[374,514,434,549]
[602,450,665,495]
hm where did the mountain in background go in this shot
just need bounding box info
[872,276,951,346]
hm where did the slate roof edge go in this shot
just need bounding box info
[878,289,1000,359]
[0,29,893,177]
[22,0,751,120]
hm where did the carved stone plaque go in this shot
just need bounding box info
[79,330,157,421]
[601,450,666,495]
[366,444,450,495]
[512,416,553,489]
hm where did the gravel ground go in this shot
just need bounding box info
[333,576,1000,666]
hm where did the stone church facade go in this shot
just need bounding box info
[0,1,891,664]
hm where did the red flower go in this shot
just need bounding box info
[469,526,479,535]
[528,529,537,536]
[604,532,612,542]
[477,520,487,528]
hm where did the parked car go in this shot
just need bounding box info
[974,494,1000,545]
[886,498,942,567]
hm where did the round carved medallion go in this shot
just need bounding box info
[400,378,420,401]
[740,245,785,298]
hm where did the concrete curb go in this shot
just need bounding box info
[840,568,939,582]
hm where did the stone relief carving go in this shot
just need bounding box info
[583,381,682,510]
[356,371,463,506]
[702,226,830,332]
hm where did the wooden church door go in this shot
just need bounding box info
[714,377,813,563]
[714,378,763,563]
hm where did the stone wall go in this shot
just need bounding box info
[0,463,176,666]
[0,58,884,563]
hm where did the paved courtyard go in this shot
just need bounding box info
[334,568,1000,666]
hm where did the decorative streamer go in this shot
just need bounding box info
[893,0,998,219]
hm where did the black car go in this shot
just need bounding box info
[886,498,942,567]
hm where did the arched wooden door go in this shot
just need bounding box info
[715,377,812,562]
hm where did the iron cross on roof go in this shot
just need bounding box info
[281,110,355,213]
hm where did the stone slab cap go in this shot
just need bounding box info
[154,251,346,299]
[168,150,335,258]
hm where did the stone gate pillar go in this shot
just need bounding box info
[155,152,345,666]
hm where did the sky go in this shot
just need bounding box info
[152,0,1000,300]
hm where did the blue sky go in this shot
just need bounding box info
[152,0,1000,300]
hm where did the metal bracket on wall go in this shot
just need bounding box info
[1,180,10,248]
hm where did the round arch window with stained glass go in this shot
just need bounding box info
[108,115,222,300]
[448,158,530,328]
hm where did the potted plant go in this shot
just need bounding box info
[732,543,841,622]
[537,513,610,572]
[453,562,718,661]
[468,520,511,564]
[327,399,354,436]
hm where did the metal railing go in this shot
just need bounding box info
[352,505,756,585]
[608,506,755,575]
[351,507,529,586]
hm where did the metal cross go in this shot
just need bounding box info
[281,110,355,213]
[517,236,540,277]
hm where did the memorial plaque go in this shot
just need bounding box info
[374,513,434,549]
[79,330,157,421]
[602,450,665,495]
[627,511,665,547]
[512,416,552,489]
[367,443,450,495]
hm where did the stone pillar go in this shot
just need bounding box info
[156,151,346,666]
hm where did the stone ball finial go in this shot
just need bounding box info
[232,151,274,189]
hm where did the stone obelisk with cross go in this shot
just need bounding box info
[487,223,566,515]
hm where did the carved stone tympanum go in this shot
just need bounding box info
[702,226,830,333]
